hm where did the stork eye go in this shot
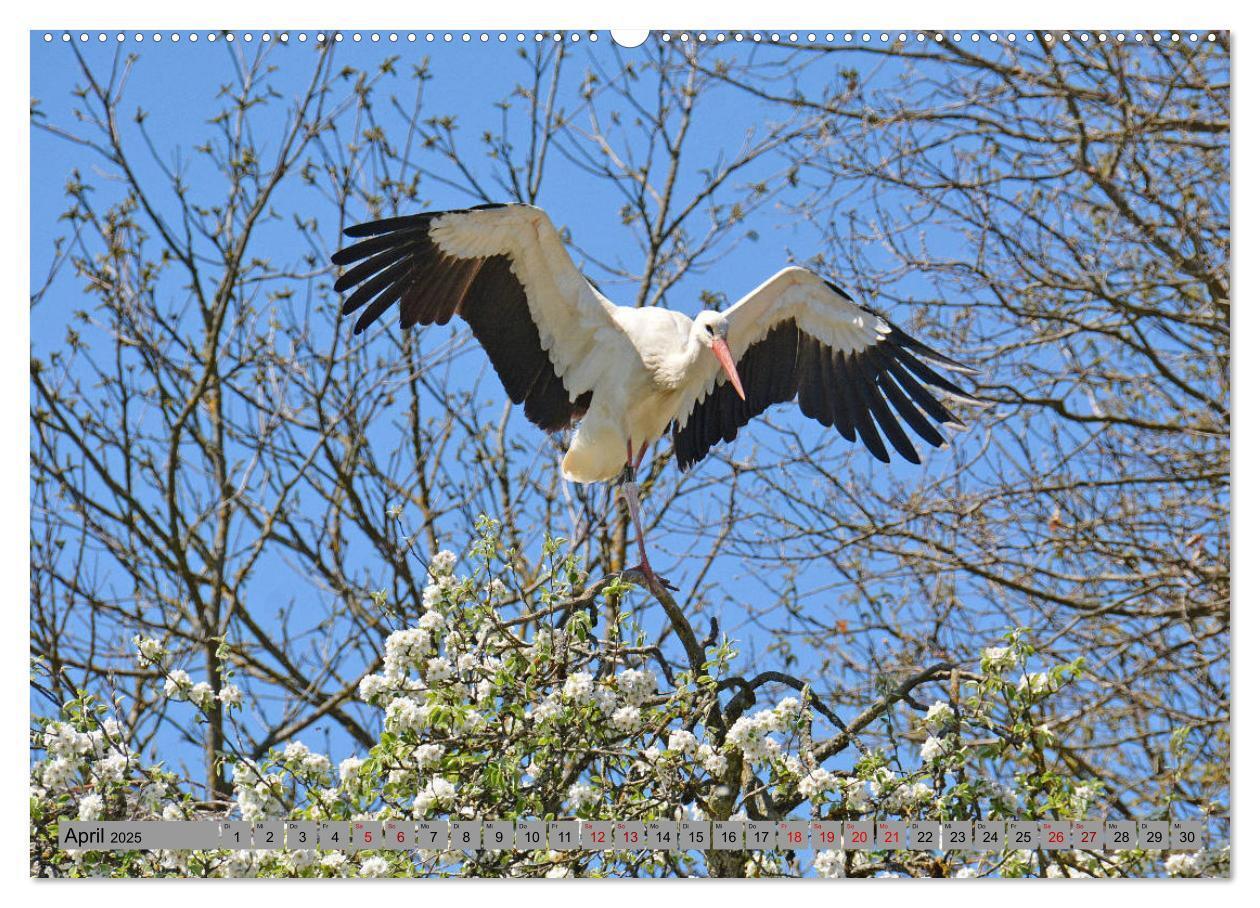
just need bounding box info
[705,324,715,335]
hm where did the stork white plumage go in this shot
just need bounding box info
[332,203,980,589]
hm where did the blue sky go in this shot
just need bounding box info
[29,31,1224,835]
[29,33,974,775]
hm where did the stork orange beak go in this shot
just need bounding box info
[711,338,746,401]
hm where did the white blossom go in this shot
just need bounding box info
[1018,672,1054,696]
[908,782,934,806]
[236,792,266,822]
[303,752,331,774]
[138,780,167,811]
[798,767,837,799]
[745,852,779,876]
[387,769,414,788]
[924,701,952,733]
[421,583,445,611]
[814,849,846,878]
[93,752,128,783]
[385,697,433,733]
[727,713,779,763]
[133,635,164,667]
[234,769,283,822]
[222,850,257,878]
[773,696,802,726]
[426,656,454,684]
[982,646,1017,672]
[920,735,948,762]
[384,628,435,676]
[562,671,595,704]
[339,757,364,785]
[96,719,127,754]
[884,780,933,811]
[320,852,349,874]
[1070,783,1094,814]
[870,767,896,796]
[530,627,565,659]
[358,673,391,703]
[612,705,641,732]
[415,777,456,815]
[418,609,446,633]
[188,682,215,709]
[698,744,728,777]
[567,781,600,809]
[429,550,458,578]
[163,669,193,700]
[592,687,618,714]
[358,855,390,877]
[529,697,563,724]
[284,849,316,871]
[414,743,444,770]
[157,849,188,872]
[726,716,761,751]
[42,756,78,788]
[78,793,104,820]
[667,729,698,755]
[845,778,873,811]
[1165,852,1204,877]
[232,761,260,786]
[42,723,86,759]
[615,667,658,705]
[217,684,243,707]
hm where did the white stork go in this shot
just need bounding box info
[332,203,980,589]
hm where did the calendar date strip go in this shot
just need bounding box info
[56,818,1214,853]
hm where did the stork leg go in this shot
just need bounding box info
[618,441,675,593]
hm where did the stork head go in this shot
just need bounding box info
[693,311,745,401]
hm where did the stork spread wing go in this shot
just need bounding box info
[332,203,629,432]
[673,267,981,469]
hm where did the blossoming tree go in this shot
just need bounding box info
[30,32,1228,879]
[31,521,1227,878]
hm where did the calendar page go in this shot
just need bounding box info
[28,19,1230,882]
